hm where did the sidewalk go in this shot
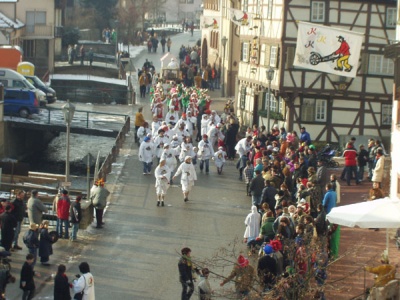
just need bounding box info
[324,172,398,299]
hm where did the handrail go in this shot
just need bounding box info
[40,106,129,126]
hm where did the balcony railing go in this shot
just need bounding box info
[21,25,54,38]
[55,26,63,38]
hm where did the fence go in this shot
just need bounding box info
[97,116,131,182]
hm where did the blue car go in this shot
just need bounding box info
[3,88,40,118]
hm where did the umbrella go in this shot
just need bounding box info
[327,197,400,255]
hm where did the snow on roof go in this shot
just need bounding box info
[0,12,24,29]
[50,74,128,87]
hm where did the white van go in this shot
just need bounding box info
[0,68,47,106]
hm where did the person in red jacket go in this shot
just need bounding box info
[342,143,359,186]
[56,190,71,239]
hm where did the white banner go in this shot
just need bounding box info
[229,8,251,27]
[201,16,219,30]
[293,22,364,78]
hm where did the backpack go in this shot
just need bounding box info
[23,230,34,248]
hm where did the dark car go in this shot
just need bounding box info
[3,88,41,118]
[24,75,57,104]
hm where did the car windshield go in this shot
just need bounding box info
[31,76,46,88]
[22,79,36,90]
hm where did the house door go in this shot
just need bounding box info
[253,94,259,126]
[201,38,208,68]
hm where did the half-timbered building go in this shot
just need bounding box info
[234,0,396,145]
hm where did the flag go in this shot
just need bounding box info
[201,16,219,30]
[229,8,251,27]
[293,21,364,78]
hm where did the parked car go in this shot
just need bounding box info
[0,68,47,106]
[3,88,41,118]
[24,75,57,104]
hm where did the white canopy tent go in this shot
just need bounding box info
[327,197,400,255]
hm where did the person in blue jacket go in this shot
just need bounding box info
[322,183,337,214]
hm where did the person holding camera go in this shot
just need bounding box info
[72,262,95,300]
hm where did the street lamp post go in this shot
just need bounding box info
[221,36,228,97]
[62,100,76,185]
[266,67,275,131]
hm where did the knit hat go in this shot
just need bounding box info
[144,137,150,142]
[264,245,274,255]
[237,255,249,267]
[270,239,282,252]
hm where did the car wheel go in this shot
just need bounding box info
[18,108,30,118]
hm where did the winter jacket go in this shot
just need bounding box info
[250,175,265,197]
[27,196,48,225]
[57,195,71,220]
[20,261,35,291]
[343,147,357,167]
[322,189,337,214]
[69,201,82,224]
[372,156,385,183]
[39,228,53,259]
[178,256,193,282]
[357,149,369,167]
[221,265,256,293]
[11,198,26,222]
[260,217,275,240]
[54,273,71,300]
[90,186,110,210]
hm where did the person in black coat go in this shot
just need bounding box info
[11,189,26,250]
[178,247,198,300]
[38,221,53,265]
[54,264,71,300]
[69,196,82,241]
[257,245,277,292]
[315,204,328,238]
[20,253,39,300]
[0,205,17,251]
[225,122,239,160]
[261,180,277,216]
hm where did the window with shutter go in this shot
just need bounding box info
[286,46,295,69]
[240,86,246,109]
[301,99,315,122]
[242,43,249,62]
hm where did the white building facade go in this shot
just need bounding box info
[234,0,396,146]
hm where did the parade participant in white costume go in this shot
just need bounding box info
[197,134,214,174]
[139,136,155,175]
[173,156,197,202]
[201,114,211,136]
[160,143,180,183]
[179,136,196,163]
[210,110,221,124]
[151,115,162,136]
[154,159,171,206]
[153,129,170,161]
[165,106,179,126]
[137,122,151,144]
[207,123,225,150]
[172,122,190,143]
[213,146,227,175]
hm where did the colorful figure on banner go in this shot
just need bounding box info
[308,35,352,73]
[204,18,218,29]
[333,36,352,72]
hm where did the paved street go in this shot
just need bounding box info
[4,29,395,300]
[4,30,254,299]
